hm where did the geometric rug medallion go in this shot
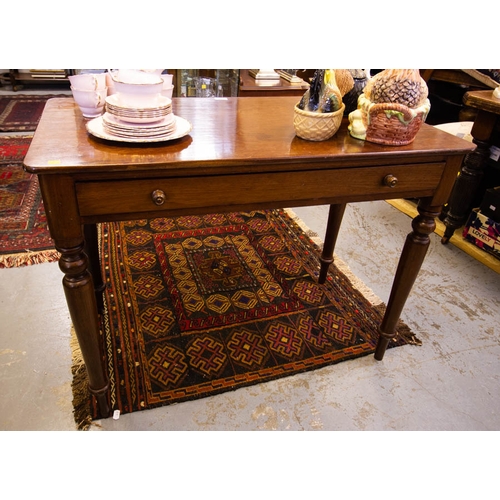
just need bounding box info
[73,209,419,429]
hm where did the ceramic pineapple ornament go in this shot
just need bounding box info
[348,69,431,146]
[365,69,428,107]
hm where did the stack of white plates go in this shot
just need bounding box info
[105,94,172,124]
[86,94,193,143]
[102,94,176,139]
[102,112,176,138]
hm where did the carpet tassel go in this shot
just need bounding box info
[70,328,94,431]
[373,304,423,346]
[0,249,60,269]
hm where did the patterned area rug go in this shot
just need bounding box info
[0,94,69,132]
[73,209,419,429]
[0,135,58,267]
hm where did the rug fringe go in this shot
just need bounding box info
[0,134,34,140]
[0,249,60,268]
[70,327,94,431]
[373,303,422,346]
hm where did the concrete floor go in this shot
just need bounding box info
[1,84,500,432]
[1,200,499,431]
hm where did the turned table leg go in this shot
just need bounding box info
[441,109,497,244]
[375,199,441,360]
[38,175,110,417]
[57,242,110,416]
[319,203,347,284]
[441,138,490,243]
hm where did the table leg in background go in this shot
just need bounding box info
[319,203,346,284]
[84,223,106,312]
[441,109,497,243]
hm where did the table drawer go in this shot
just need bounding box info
[76,163,445,217]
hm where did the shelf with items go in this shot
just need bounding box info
[3,69,73,91]
[172,69,240,98]
[387,198,500,273]
[171,70,310,98]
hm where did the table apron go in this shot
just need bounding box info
[75,162,445,218]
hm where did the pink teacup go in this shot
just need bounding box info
[71,86,107,117]
[68,73,106,91]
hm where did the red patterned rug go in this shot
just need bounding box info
[0,94,69,132]
[0,135,58,267]
[72,209,419,429]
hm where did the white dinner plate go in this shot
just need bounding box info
[105,93,172,111]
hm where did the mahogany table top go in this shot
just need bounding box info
[24,96,474,176]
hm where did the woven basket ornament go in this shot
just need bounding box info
[348,69,431,146]
[294,69,353,141]
[294,104,345,141]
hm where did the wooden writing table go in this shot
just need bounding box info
[24,97,474,417]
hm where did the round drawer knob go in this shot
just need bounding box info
[151,189,166,205]
[383,174,398,188]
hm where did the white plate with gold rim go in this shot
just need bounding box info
[86,115,192,143]
[107,111,171,124]
[102,112,175,133]
[105,93,172,111]
[105,94,172,124]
